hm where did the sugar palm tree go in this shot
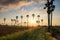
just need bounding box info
[11,19,14,26]
[44,0,55,32]
[21,16,23,27]
[32,14,35,27]
[11,19,13,25]
[16,16,18,19]
[41,19,43,26]
[37,15,40,21]
[15,16,18,25]
[32,14,35,19]
[24,21,26,26]
[26,15,29,28]
[4,18,6,25]
[37,15,40,26]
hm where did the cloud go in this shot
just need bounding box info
[31,0,45,4]
[40,0,46,4]
[0,0,34,6]
[0,0,24,5]
[0,0,46,6]
[0,0,33,12]
[0,0,45,12]
[0,0,45,6]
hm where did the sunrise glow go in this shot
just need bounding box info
[0,0,60,26]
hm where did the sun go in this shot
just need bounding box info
[29,19,37,26]
[30,20,36,23]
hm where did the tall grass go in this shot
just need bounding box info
[0,27,55,40]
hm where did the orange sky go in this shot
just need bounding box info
[0,0,60,26]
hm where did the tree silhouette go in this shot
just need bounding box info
[44,0,55,32]
[4,18,6,25]
[21,16,23,27]
[37,15,40,21]
[32,14,35,27]
[11,19,13,25]
[41,19,43,26]
[32,14,35,19]
[26,15,29,28]
[24,21,26,26]
[37,15,40,26]
[15,16,18,25]
[16,16,18,19]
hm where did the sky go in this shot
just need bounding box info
[0,0,60,26]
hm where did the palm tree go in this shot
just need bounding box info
[32,14,35,27]
[37,15,40,21]
[41,19,43,26]
[4,18,6,25]
[15,16,18,25]
[21,16,23,27]
[11,19,13,25]
[26,15,29,28]
[37,15,40,26]
[44,0,55,32]
[11,19,14,26]
[32,14,35,19]
[24,21,26,26]
[16,16,18,20]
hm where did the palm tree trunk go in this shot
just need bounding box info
[38,17,40,26]
[21,19,22,27]
[27,18,28,28]
[11,21,12,26]
[32,17,34,28]
[15,21,16,26]
[48,14,51,32]
[51,12,52,27]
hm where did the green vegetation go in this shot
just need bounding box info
[0,27,54,40]
[51,27,60,36]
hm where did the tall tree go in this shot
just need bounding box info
[32,14,35,19]
[44,0,55,32]
[24,21,26,26]
[21,16,23,27]
[15,16,18,25]
[32,14,35,27]
[26,15,29,28]
[37,15,40,26]
[41,19,43,26]
[4,18,6,25]
[37,15,40,21]
[16,16,18,19]
[11,19,13,25]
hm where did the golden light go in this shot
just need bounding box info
[29,19,37,26]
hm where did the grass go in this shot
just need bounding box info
[0,27,56,40]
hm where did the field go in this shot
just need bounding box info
[0,25,29,36]
[0,25,60,40]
